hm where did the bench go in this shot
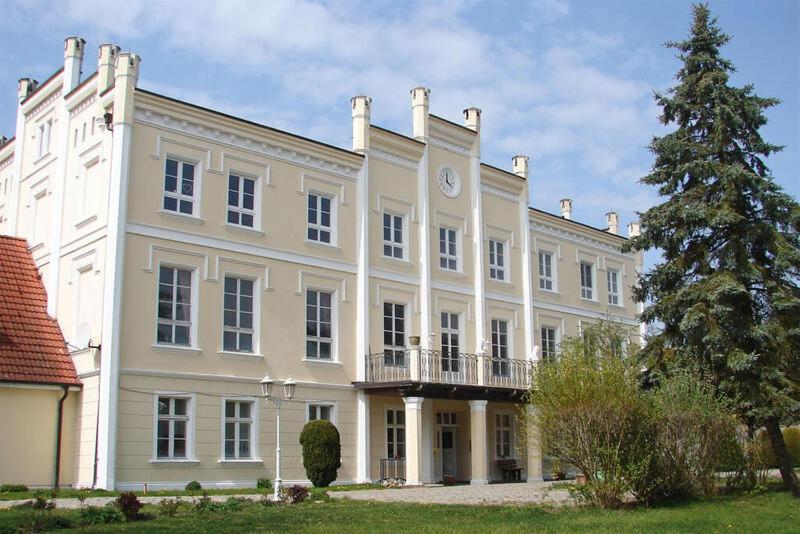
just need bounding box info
[496,458,523,482]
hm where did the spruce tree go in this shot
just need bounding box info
[624,4,800,496]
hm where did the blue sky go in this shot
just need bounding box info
[1,0,797,270]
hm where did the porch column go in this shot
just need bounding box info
[468,400,489,485]
[403,396,425,485]
[526,406,543,482]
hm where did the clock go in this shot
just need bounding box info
[437,166,461,198]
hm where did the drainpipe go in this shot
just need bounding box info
[54,385,69,488]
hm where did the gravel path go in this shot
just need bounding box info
[330,481,574,506]
[0,493,269,510]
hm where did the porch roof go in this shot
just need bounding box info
[352,380,528,402]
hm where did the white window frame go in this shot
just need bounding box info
[580,261,595,301]
[538,250,556,292]
[494,411,515,459]
[490,318,510,377]
[306,402,337,425]
[163,156,200,217]
[383,301,407,367]
[31,188,48,246]
[304,287,337,362]
[382,210,406,261]
[440,311,461,374]
[540,326,559,361]
[220,396,259,462]
[152,392,196,462]
[385,406,406,459]
[607,269,621,306]
[438,225,459,272]
[488,239,507,281]
[221,274,258,354]
[37,119,52,159]
[306,191,336,245]
[226,172,259,230]
[155,264,197,348]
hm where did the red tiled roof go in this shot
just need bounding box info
[0,235,81,386]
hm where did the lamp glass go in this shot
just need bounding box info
[260,375,274,398]
[283,378,296,400]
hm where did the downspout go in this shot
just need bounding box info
[54,385,69,489]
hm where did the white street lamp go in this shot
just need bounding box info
[260,373,295,501]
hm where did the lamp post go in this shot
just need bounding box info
[260,374,296,501]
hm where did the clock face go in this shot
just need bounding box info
[437,166,461,198]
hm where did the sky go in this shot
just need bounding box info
[0,0,797,271]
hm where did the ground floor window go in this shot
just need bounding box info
[495,413,513,459]
[308,403,333,422]
[386,409,406,458]
[156,395,191,459]
[224,399,254,460]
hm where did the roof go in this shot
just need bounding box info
[529,207,629,242]
[0,235,81,386]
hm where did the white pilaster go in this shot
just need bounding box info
[412,87,432,349]
[8,79,35,236]
[403,396,425,485]
[468,399,489,485]
[356,390,371,483]
[464,107,486,353]
[515,156,536,361]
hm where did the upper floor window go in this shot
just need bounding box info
[607,269,620,306]
[495,413,513,459]
[308,403,333,422]
[580,261,594,300]
[223,276,254,353]
[439,226,458,271]
[441,312,460,373]
[156,395,191,459]
[383,212,404,259]
[491,319,509,377]
[541,327,557,361]
[488,239,505,281]
[307,193,332,244]
[383,302,406,367]
[538,251,554,291]
[306,289,333,360]
[227,174,256,228]
[224,399,254,460]
[163,158,196,215]
[157,266,192,346]
[37,119,52,158]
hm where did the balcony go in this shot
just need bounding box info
[356,346,532,399]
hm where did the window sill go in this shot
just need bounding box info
[217,459,264,465]
[538,287,560,295]
[302,358,342,366]
[159,209,204,225]
[304,239,341,252]
[381,255,412,266]
[150,459,201,465]
[607,302,626,309]
[580,297,599,304]
[218,350,264,361]
[437,267,466,277]
[28,242,45,253]
[74,215,97,229]
[151,344,202,355]
[488,276,512,285]
[222,223,265,237]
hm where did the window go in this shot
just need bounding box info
[227,174,256,228]
[386,409,406,458]
[491,319,509,376]
[163,158,196,215]
[383,302,406,366]
[495,413,513,458]
[436,412,457,425]
[538,251,554,291]
[441,312,460,373]
[607,269,620,305]
[157,266,192,346]
[439,226,457,271]
[224,399,254,460]
[306,289,333,360]
[223,276,254,353]
[541,327,557,361]
[37,119,52,158]
[156,396,190,459]
[383,212,404,259]
[307,193,332,244]
[580,262,594,300]
[488,239,505,281]
[308,403,333,422]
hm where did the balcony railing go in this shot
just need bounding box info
[365,348,531,389]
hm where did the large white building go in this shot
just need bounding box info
[0,37,643,489]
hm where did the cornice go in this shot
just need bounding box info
[370,148,418,170]
[0,154,13,171]
[69,93,97,118]
[481,183,519,203]
[24,87,63,120]
[531,219,633,258]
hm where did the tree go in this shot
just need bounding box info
[299,419,341,487]
[624,4,800,496]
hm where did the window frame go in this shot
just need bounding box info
[438,225,459,272]
[488,238,507,282]
[540,326,559,361]
[538,250,556,292]
[152,393,196,462]
[382,210,407,261]
[305,287,337,361]
[37,118,52,159]
[306,191,336,246]
[155,264,196,348]
[490,318,510,377]
[385,407,406,459]
[306,402,337,425]
[383,301,407,367]
[494,411,515,459]
[221,274,258,354]
[220,397,259,462]
[440,311,461,374]
[607,268,621,306]
[162,156,201,217]
[580,261,595,301]
[226,172,259,230]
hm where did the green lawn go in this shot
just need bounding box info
[0,487,269,502]
[0,491,796,533]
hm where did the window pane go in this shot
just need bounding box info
[243,178,255,195]
[223,331,237,351]
[163,196,177,211]
[241,213,254,227]
[239,402,251,419]
[166,159,178,176]
[173,398,187,416]
[239,439,250,458]
[173,438,186,458]
[225,422,235,440]
[157,438,170,458]
[225,440,235,459]
[319,342,331,359]
[174,325,190,345]
[225,401,235,418]
[239,333,253,352]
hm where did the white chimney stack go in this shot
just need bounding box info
[627,221,641,238]
[98,43,121,94]
[411,86,430,141]
[351,95,371,153]
[560,198,573,220]
[63,36,86,92]
[606,211,619,235]
[512,155,529,180]
[463,107,481,132]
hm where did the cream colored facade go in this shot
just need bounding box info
[1,37,642,489]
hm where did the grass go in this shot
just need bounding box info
[0,487,265,502]
[0,490,796,533]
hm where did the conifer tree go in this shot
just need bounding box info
[624,4,800,496]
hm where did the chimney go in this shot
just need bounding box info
[606,211,619,235]
[627,222,641,238]
[18,78,39,102]
[463,107,481,132]
[111,53,141,127]
[560,198,573,220]
[512,155,529,180]
[411,86,430,141]
[350,95,371,153]
[98,44,121,93]
[63,36,86,92]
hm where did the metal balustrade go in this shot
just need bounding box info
[379,458,406,482]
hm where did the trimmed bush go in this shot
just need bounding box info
[281,484,309,504]
[0,484,29,493]
[80,503,125,525]
[299,419,341,487]
[115,492,143,521]
[256,477,272,490]
[185,480,202,492]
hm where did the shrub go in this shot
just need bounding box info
[0,484,28,493]
[185,480,202,492]
[115,492,143,521]
[256,477,272,490]
[281,484,309,504]
[299,420,341,487]
[157,497,183,517]
[725,433,771,493]
[194,492,213,513]
[31,491,56,512]
[80,504,124,525]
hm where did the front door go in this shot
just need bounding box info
[441,428,457,479]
